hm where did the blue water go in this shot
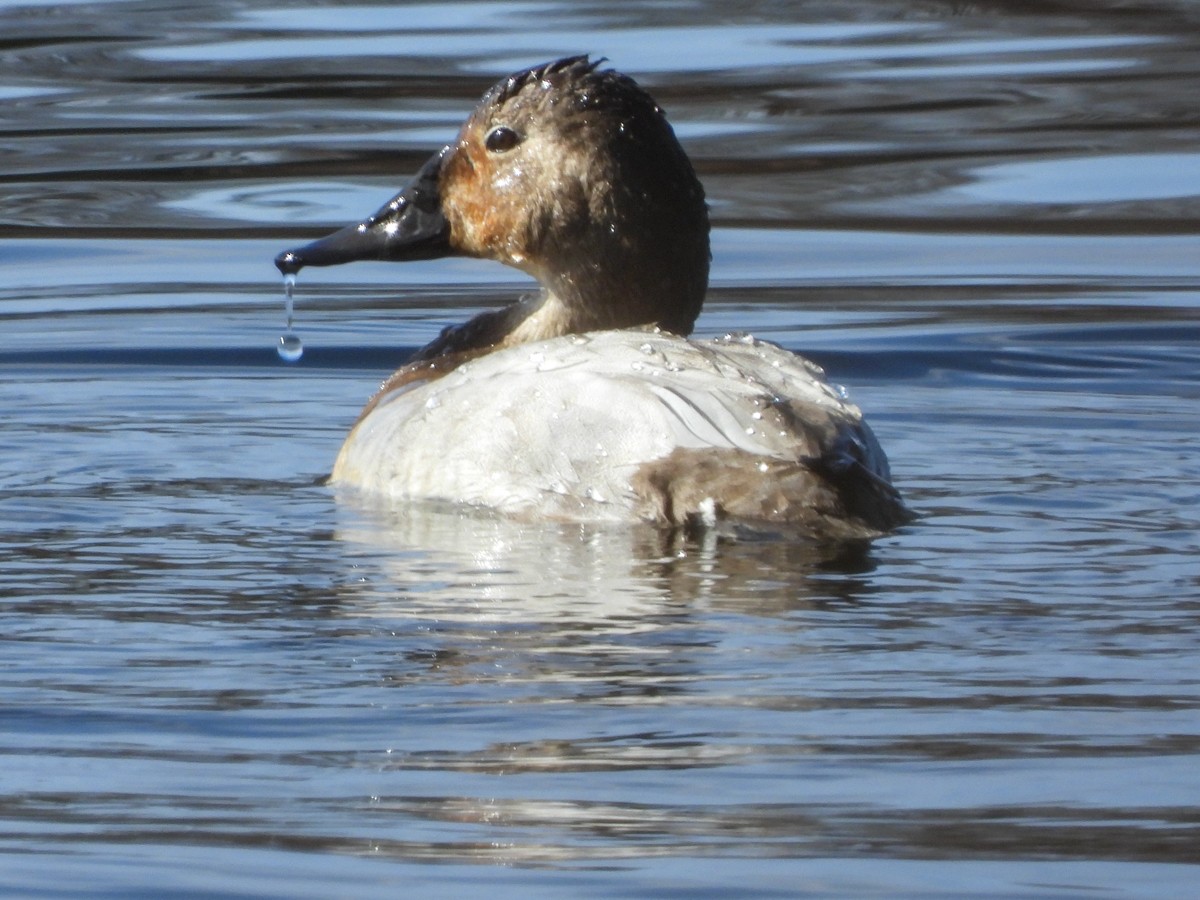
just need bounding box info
[2,1,1199,897]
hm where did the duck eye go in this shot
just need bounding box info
[485,126,521,153]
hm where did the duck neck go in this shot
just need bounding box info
[409,264,705,363]
[500,290,591,346]
[556,257,704,333]
[407,288,639,364]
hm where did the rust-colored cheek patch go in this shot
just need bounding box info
[440,139,525,264]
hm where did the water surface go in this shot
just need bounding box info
[2,1,1198,897]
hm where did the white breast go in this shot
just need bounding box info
[331,329,880,521]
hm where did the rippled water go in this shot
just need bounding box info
[2,1,1199,897]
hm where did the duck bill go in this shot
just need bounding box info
[275,147,452,276]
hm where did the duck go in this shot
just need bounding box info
[275,56,908,537]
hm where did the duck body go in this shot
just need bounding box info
[277,57,908,536]
[332,329,900,535]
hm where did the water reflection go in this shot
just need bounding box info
[3,0,1200,896]
[333,496,881,624]
[959,152,1200,205]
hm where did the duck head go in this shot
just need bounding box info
[276,56,710,343]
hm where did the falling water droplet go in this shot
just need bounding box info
[277,273,304,362]
[278,333,303,362]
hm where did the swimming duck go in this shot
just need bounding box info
[276,56,907,537]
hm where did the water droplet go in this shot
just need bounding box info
[277,272,304,362]
[278,333,304,362]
